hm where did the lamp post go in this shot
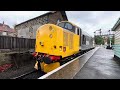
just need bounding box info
[94,31,96,46]
[108,30,111,47]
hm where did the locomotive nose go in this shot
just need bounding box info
[35,24,57,53]
[36,25,54,39]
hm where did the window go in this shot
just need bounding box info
[58,22,65,28]
[58,22,75,33]
[2,32,7,35]
[77,28,79,35]
[82,35,86,44]
[75,27,80,35]
[65,23,72,30]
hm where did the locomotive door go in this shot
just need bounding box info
[75,27,81,48]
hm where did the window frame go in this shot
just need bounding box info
[57,22,75,33]
[82,35,86,44]
[64,22,73,30]
[57,22,65,28]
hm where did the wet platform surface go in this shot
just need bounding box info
[74,47,120,79]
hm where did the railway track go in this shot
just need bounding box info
[60,48,94,65]
[11,48,94,79]
[11,70,45,79]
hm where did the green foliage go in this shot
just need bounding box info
[94,36,104,45]
[94,35,114,45]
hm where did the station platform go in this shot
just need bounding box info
[73,47,120,79]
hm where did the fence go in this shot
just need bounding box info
[0,36,35,50]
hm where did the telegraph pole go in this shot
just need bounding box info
[99,29,102,36]
[93,29,102,46]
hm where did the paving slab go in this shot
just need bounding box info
[74,47,120,79]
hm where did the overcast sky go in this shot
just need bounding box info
[0,11,120,37]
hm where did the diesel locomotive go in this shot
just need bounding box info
[33,21,94,73]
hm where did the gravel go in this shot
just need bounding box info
[0,60,36,79]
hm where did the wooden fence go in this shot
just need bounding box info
[0,36,35,49]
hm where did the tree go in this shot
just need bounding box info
[95,36,104,45]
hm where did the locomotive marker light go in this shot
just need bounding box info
[49,34,53,38]
[63,47,66,52]
[59,46,62,51]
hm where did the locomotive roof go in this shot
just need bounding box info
[112,17,120,31]
[82,30,93,38]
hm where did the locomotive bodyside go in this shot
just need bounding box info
[80,30,93,51]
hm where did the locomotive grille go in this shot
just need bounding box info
[63,31,68,46]
[69,34,73,49]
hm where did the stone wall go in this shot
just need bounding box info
[48,11,64,24]
[15,15,48,39]
[15,11,66,39]
[0,51,34,67]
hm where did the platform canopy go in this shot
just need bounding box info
[112,17,120,31]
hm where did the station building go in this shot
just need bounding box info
[112,18,120,59]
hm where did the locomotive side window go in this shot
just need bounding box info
[77,28,80,35]
[75,27,81,35]
[79,28,81,35]
[82,35,86,44]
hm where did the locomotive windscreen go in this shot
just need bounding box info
[57,22,75,33]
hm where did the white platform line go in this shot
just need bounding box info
[38,47,99,79]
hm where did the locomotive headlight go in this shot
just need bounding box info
[49,34,53,38]
[59,46,62,51]
[63,47,66,52]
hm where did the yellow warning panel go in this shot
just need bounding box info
[34,61,60,73]
[43,62,60,73]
